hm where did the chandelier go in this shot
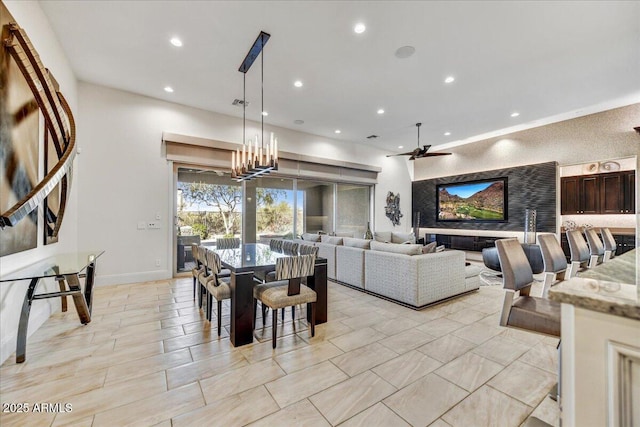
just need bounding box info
[231,31,278,181]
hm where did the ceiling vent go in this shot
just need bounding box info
[232,99,249,107]
[366,135,378,139]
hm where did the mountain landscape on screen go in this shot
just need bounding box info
[438,181,505,220]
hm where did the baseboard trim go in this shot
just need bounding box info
[96,270,172,286]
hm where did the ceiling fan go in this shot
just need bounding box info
[386,123,452,160]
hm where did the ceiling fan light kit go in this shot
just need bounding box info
[386,123,452,160]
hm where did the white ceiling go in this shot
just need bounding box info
[40,1,640,153]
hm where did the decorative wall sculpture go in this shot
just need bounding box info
[385,191,403,226]
[0,4,76,255]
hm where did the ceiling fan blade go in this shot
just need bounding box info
[386,151,416,157]
[423,152,453,157]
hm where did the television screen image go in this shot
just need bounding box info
[437,178,507,222]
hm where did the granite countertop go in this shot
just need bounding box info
[549,278,640,321]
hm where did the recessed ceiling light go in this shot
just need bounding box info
[444,76,455,84]
[261,111,268,116]
[170,37,183,47]
[377,109,385,115]
[164,86,174,93]
[444,132,451,136]
[395,46,415,59]
[354,23,366,34]
[294,119,304,125]
[294,80,303,88]
[510,112,520,117]
[334,129,341,134]
[398,145,403,149]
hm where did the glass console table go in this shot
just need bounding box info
[0,250,104,363]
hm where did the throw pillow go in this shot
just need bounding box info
[301,233,321,242]
[374,231,392,243]
[321,235,343,245]
[422,242,437,254]
[435,245,445,252]
[343,237,371,249]
[370,241,422,255]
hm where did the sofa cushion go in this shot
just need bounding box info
[343,237,371,249]
[370,241,423,256]
[374,231,392,243]
[301,233,321,242]
[391,232,416,244]
[422,241,437,254]
[320,235,343,245]
[465,264,483,278]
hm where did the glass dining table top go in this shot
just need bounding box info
[213,243,321,273]
[0,250,105,282]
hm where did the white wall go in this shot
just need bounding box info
[77,83,412,285]
[1,1,79,364]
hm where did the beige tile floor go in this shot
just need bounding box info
[0,277,560,426]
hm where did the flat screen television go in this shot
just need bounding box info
[437,178,508,222]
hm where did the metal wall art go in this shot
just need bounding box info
[385,191,403,226]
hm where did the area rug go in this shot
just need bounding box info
[479,269,503,286]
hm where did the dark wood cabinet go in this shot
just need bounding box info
[599,173,623,214]
[580,175,600,214]
[561,171,635,215]
[622,171,635,214]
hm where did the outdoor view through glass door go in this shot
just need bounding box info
[176,168,241,273]
[175,167,373,274]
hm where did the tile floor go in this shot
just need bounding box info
[0,276,560,426]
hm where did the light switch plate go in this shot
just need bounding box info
[137,221,146,230]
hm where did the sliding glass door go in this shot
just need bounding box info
[174,167,373,275]
[176,168,241,273]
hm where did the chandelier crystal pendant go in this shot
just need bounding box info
[231,31,278,181]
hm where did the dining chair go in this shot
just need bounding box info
[269,238,284,252]
[281,240,299,255]
[216,237,240,249]
[537,233,568,298]
[191,244,204,300]
[600,227,617,261]
[196,246,209,308]
[584,228,605,267]
[201,248,231,336]
[253,254,317,348]
[565,230,591,278]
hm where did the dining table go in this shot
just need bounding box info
[0,250,104,363]
[214,243,328,347]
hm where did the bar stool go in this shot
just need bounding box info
[565,230,591,278]
[584,228,605,267]
[600,228,617,261]
[537,233,568,298]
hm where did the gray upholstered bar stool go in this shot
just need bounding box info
[584,228,605,267]
[253,254,318,348]
[565,230,591,278]
[496,239,561,336]
[537,233,568,298]
[496,238,561,404]
[600,227,617,261]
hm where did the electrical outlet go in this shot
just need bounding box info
[147,222,161,229]
[155,212,161,220]
[155,258,161,267]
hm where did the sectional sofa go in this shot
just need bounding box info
[288,233,480,309]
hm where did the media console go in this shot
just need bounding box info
[425,233,503,252]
